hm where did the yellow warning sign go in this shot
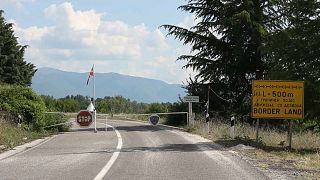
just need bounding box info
[251,80,304,119]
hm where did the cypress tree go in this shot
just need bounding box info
[0,10,36,86]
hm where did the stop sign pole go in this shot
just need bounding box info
[93,65,97,133]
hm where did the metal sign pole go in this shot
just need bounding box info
[93,64,97,133]
[189,102,192,125]
[255,118,260,142]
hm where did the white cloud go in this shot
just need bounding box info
[99,21,130,35]
[14,25,51,42]
[12,2,196,84]
[45,2,103,31]
[177,15,199,29]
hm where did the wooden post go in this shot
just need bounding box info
[255,118,260,142]
[288,120,293,149]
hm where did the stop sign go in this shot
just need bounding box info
[76,110,93,127]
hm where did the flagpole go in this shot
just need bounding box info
[93,64,97,133]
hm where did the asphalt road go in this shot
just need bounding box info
[0,120,269,180]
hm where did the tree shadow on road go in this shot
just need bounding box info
[69,125,166,132]
[58,142,222,156]
[115,125,165,132]
[69,127,114,132]
[119,142,221,153]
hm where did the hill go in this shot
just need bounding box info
[31,67,185,103]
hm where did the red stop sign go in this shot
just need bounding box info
[76,110,93,126]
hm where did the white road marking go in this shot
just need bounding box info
[93,124,123,180]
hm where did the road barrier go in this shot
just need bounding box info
[45,112,188,128]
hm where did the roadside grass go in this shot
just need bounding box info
[185,120,320,179]
[0,121,52,153]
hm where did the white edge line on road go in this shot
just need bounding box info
[93,124,123,180]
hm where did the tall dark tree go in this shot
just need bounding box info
[266,0,320,120]
[162,0,286,114]
[0,10,36,86]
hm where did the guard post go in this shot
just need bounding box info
[230,114,235,139]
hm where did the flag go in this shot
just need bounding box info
[86,65,94,85]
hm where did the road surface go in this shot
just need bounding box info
[0,120,269,180]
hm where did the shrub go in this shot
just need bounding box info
[43,113,70,132]
[0,84,46,130]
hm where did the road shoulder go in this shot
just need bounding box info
[0,135,56,161]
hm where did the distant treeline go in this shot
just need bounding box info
[41,94,189,126]
[41,95,187,115]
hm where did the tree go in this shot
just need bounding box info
[146,103,168,113]
[266,0,320,127]
[162,0,286,114]
[0,10,36,86]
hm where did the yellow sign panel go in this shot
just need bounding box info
[251,80,304,119]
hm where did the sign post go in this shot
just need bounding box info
[189,102,192,124]
[255,118,260,142]
[251,80,304,148]
[288,120,293,148]
[183,96,199,125]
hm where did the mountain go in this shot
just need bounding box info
[31,67,185,103]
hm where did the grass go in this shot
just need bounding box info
[0,121,52,152]
[186,119,320,179]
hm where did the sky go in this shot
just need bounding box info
[1,0,197,84]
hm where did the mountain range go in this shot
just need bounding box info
[31,67,185,103]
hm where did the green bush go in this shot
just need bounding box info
[43,113,70,132]
[146,103,167,113]
[0,84,46,130]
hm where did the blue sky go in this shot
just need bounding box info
[1,0,197,84]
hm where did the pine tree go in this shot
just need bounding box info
[0,10,36,86]
[162,0,286,113]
